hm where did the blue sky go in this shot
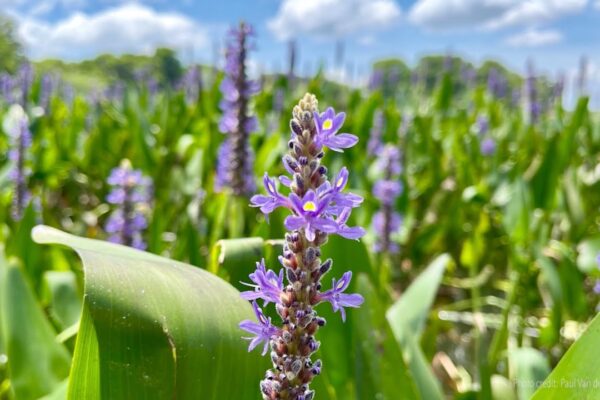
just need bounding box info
[3,0,600,102]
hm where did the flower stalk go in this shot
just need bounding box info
[241,93,364,399]
[215,22,259,196]
[105,160,152,250]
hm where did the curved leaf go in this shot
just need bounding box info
[0,256,71,400]
[386,254,451,400]
[531,313,600,400]
[32,225,267,400]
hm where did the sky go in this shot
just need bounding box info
[2,0,600,103]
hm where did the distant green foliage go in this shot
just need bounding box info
[0,15,23,73]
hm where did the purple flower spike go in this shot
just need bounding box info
[286,191,338,241]
[104,160,152,249]
[241,94,364,399]
[3,105,32,220]
[215,21,258,196]
[250,173,291,215]
[241,259,284,305]
[319,271,364,322]
[481,138,496,156]
[239,301,279,355]
[314,107,358,152]
[372,144,403,254]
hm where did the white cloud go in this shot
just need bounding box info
[409,0,587,31]
[268,0,401,40]
[505,28,562,47]
[16,3,208,60]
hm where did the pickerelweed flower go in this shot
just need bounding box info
[179,66,203,105]
[372,144,403,254]
[215,22,260,196]
[367,109,384,154]
[526,62,541,124]
[39,73,57,112]
[17,63,33,107]
[480,138,496,156]
[105,160,152,250]
[241,93,364,400]
[3,105,32,221]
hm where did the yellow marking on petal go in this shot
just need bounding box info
[336,176,344,188]
[303,201,317,212]
[267,182,275,192]
[323,119,333,130]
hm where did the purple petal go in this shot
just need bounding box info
[284,215,305,231]
[325,133,359,152]
[338,293,364,308]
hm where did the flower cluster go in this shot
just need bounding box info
[367,109,384,154]
[105,160,152,250]
[241,93,364,400]
[372,145,403,254]
[179,66,203,105]
[215,22,260,196]
[487,68,507,99]
[475,115,495,156]
[3,105,32,221]
[526,63,541,124]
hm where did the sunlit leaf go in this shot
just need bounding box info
[32,225,267,400]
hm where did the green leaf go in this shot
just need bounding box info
[509,347,550,400]
[386,254,451,400]
[0,257,71,400]
[354,274,419,400]
[32,225,267,400]
[43,270,82,330]
[67,303,99,399]
[210,237,264,291]
[39,379,69,400]
[387,254,450,338]
[531,314,600,399]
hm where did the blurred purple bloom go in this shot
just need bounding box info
[104,160,152,249]
[319,271,364,322]
[373,180,403,206]
[216,22,258,196]
[476,115,489,136]
[372,144,403,254]
[373,211,402,253]
[4,105,32,220]
[481,138,496,156]
[368,110,384,153]
[239,301,279,355]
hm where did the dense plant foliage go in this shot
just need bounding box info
[0,41,598,399]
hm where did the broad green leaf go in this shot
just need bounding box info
[386,254,451,400]
[354,274,419,400]
[32,225,267,400]
[531,313,600,400]
[387,254,451,338]
[39,380,69,400]
[0,258,71,400]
